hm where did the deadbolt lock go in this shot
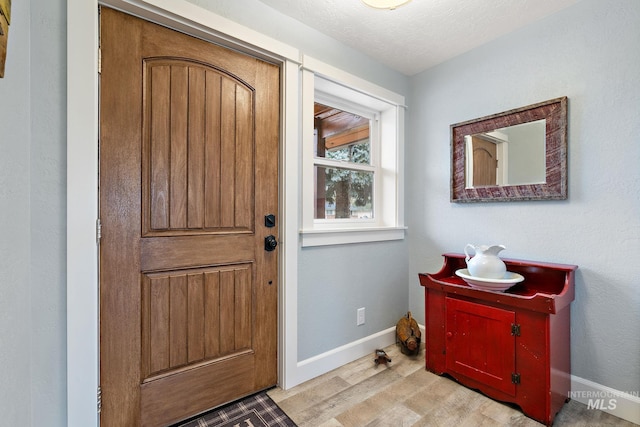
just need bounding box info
[265,214,276,228]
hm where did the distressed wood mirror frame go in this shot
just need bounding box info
[451,97,568,203]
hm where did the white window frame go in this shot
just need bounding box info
[301,56,406,247]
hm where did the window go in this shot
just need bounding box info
[301,56,405,246]
[313,101,374,221]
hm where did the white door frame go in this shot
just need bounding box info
[67,1,300,425]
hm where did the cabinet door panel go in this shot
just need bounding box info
[446,297,516,396]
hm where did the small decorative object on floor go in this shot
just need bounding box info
[374,349,392,365]
[396,311,421,356]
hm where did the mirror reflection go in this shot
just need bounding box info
[465,119,546,188]
[450,96,568,202]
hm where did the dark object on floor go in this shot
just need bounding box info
[396,311,421,356]
[374,348,392,365]
[175,390,297,427]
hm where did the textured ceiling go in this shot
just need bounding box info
[257,0,580,75]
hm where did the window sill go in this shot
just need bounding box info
[300,226,406,247]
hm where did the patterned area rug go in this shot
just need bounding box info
[176,391,297,427]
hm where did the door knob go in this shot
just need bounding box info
[264,235,278,252]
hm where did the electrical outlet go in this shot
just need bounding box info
[357,307,365,326]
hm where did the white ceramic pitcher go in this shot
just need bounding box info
[464,244,507,279]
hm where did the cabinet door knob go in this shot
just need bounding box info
[446,332,453,339]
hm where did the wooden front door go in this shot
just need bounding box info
[99,8,280,427]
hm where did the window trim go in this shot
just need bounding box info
[300,56,406,247]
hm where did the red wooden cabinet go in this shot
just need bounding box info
[419,253,577,426]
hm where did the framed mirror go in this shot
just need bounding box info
[451,97,567,202]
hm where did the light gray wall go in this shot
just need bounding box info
[30,1,67,425]
[407,0,640,393]
[298,241,408,360]
[0,0,33,424]
[0,0,67,425]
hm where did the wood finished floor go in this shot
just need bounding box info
[268,343,634,427]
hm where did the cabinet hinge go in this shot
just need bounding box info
[97,385,102,413]
[96,218,102,244]
[511,323,521,336]
[511,373,521,384]
[98,47,102,74]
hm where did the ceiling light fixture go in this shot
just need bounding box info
[361,0,412,10]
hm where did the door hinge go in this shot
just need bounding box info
[98,47,102,74]
[511,373,521,385]
[96,218,102,244]
[511,323,521,336]
[97,385,102,413]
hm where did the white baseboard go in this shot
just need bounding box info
[284,324,427,390]
[286,326,397,389]
[570,375,640,425]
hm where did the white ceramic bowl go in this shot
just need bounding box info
[455,268,524,292]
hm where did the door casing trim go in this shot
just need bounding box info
[67,1,300,425]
